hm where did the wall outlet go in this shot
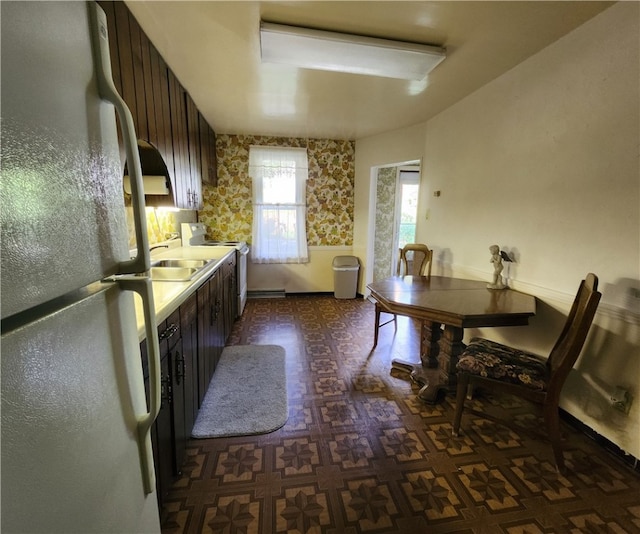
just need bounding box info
[610,386,632,414]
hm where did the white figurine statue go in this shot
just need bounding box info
[487,244,507,289]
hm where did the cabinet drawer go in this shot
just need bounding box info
[158,309,181,352]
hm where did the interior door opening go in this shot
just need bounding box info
[393,167,421,272]
[371,162,421,284]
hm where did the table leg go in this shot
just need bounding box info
[417,325,466,403]
[391,320,441,385]
[421,320,442,368]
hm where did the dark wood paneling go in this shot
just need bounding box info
[98,0,218,206]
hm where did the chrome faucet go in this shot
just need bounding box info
[149,244,169,252]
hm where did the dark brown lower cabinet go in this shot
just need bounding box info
[142,310,181,506]
[149,309,183,505]
[154,351,174,504]
[141,262,234,510]
[210,267,225,375]
[196,274,212,406]
[164,309,186,478]
[180,293,199,435]
[197,269,225,406]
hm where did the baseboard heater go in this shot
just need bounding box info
[247,289,286,299]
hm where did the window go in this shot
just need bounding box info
[392,167,420,273]
[249,146,309,263]
[397,169,420,250]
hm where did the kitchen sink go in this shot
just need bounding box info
[151,259,210,269]
[149,266,199,281]
[147,258,213,281]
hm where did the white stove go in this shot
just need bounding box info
[181,222,249,316]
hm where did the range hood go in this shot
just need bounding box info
[123,140,175,207]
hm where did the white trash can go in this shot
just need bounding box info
[332,256,360,299]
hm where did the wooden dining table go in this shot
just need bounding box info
[367,276,536,403]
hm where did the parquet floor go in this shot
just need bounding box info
[161,295,640,534]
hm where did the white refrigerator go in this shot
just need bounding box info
[2,2,162,532]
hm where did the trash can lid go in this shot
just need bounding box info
[332,255,359,268]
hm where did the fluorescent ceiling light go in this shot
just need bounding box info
[260,22,446,81]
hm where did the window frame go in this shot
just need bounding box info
[249,146,309,264]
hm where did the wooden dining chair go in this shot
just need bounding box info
[397,243,433,278]
[373,244,433,347]
[452,273,601,472]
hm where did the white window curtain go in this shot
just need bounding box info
[249,146,309,264]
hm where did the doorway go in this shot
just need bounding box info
[372,162,421,282]
[393,167,420,270]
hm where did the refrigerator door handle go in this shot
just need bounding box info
[88,2,150,274]
[116,276,161,495]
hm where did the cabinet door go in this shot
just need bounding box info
[98,0,133,155]
[140,340,160,509]
[169,337,186,473]
[109,2,139,132]
[198,112,218,186]
[162,309,186,474]
[180,293,199,435]
[126,9,150,142]
[184,92,203,209]
[141,306,192,508]
[140,31,176,193]
[140,335,171,508]
[97,2,122,96]
[210,269,225,372]
[168,71,191,209]
[197,277,212,406]
[155,353,174,504]
[141,327,174,508]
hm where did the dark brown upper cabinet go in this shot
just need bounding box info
[185,92,203,209]
[199,112,218,187]
[98,1,217,209]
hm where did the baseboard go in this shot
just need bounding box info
[560,408,639,472]
[285,291,333,297]
[247,289,285,299]
[286,291,365,299]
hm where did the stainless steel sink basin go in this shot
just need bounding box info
[147,258,213,281]
[152,259,209,269]
[149,266,199,281]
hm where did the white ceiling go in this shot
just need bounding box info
[125,1,613,141]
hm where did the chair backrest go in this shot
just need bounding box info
[546,273,601,398]
[397,244,433,277]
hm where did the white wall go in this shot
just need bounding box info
[247,246,352,293]
[421,3,639,290]
[354,3,640,458]
[354,122,428,289]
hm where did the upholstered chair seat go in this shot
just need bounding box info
[457,337,549,391]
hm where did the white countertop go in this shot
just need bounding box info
[133,243,236,341]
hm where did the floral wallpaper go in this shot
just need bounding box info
[199,134,355,246]
[145,209,176,243]
[373,166,397,281]
[127,207,194,248]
